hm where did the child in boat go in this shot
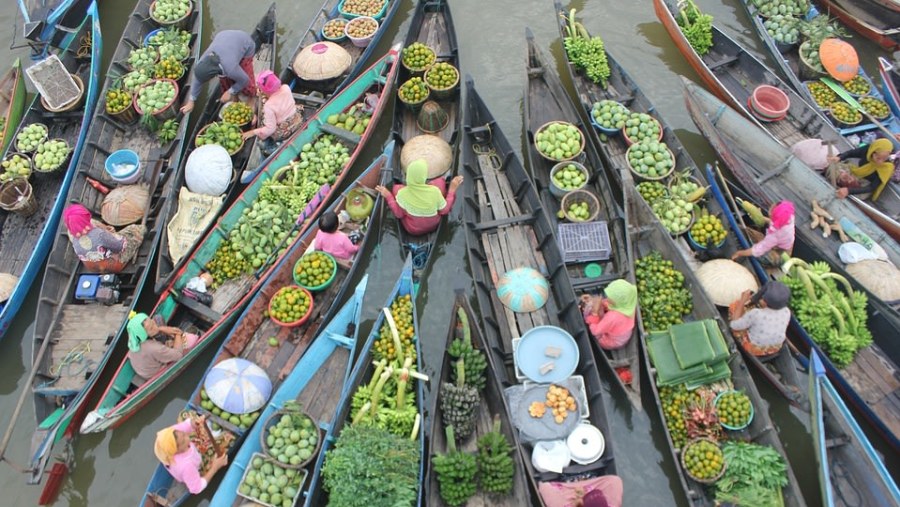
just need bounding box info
[126,312,200,386]
[313,211,358,260]
[830,137,895,202]
[731,200,794,264]
[729,281,791,357]
[63,203,145,273]
[579,280,638,350]
[375,159,463,236]
[154,413,229,494]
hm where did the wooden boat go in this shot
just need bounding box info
[304,256,425,506]
[686,80,900,452]
[813,0,900,50]
[0,22,101,343]
[462,74,617,499]
[141,145,386,507]
[655,0,900,243]
[0,59,27,154]
[26,0,199,484]
[809,350,900,506]
[385,0,461,281]
[525,24,639,407]
[624,171,807,507]
[79,50,400,436]
[423,292,537,506]
[206,276,369,507]
[17,0,92,48]
[879,56,900,119]
[154,4,277,294]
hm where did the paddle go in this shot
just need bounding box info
[820,77,897,141]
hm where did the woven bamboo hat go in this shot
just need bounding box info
[695,259,758,307]
[292,42,352,81]
[0,273,19,303]
[400,134,452,179]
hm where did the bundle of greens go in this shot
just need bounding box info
[322,425,420,507]
[715,441,788,507]
[562,9,610,88]
[782,257,871,368]
[432,426,478,506]
[676,0,713,56]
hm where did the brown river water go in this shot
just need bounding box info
[0,0,892,505]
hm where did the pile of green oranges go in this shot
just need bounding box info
[690,210,727,248]
[154,56,184,80]
[660,385,698,449]
[269,286,312,325]
[830,102,862,125]
[716,391,752,429]
[841,75,870,96]
[682,439,724,481]
[221,102,253,126]
[373,294,416,362]
[805,81,837,109]
[425,62,458,90]
[398,77,429,105]
[294,251,335,289]
[860,96,891,120]
[637,181,667,203]
[105,88,132,114]
[401,42,435,71]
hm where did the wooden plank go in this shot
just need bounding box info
[295,348,350,422]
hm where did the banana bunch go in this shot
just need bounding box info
[447,307,487,391]
[433,425,478,506]
[476,418,515,494]
[157,119,178,146]
[440,357,480,441]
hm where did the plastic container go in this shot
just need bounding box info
[293,251,338,291]
[589,100,629,135]
[549,161,589,199]
[143,28,164,47]
[105,149,142,184]
[268,286,314,327]
[513,326,579,383]
[344,16,378,48]
[557,221,611,262]
[338,0,388,20]
[687,228,727,250]
[259,410,322,469]
[149,0,194,30]
[534,121,585,163]
[749,85,789,122]
[714,390,755,431]
[560,189,600,223]
[321,18,349,42]
[236,452,308,507]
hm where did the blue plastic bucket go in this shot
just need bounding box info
[143,28,163,47]
[105,150,142,184]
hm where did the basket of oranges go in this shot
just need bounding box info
[424,62,459,99]
[680,437,726,484]
[154,56,185,82]
[268,285,314,327]
[714,390,754,431]
[293,251,337,291]
[398,76,430,111]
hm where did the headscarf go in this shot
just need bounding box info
[127,312,150,352]
[769,201,794,230]
[63,204,93,237]
[257,70,281,95]
[395,159,447,217]
[604,279,637,318]
[850,138,894,201]
[761,280,790,310]
[154,427,178,466]
[582,489,611,507]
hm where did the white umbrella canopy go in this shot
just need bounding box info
[292,42,351,81]
[203,358,272,415]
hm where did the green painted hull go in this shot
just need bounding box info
[0,59,27,154]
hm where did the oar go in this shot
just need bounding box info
[821,77,897,141]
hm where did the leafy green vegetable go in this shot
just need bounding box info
[715,441,788,507]
[562,9,610,87]
[322,425,420,507]
[677,0,713,56]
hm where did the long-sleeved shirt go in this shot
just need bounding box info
[838,142,894,196]
[314,229,359,260]
[69,222,126,263]
[750,217,794,258]
[129,339,181,381]
[189,30,255,101]
[585,311,634,350]
[729,306,790,349]
[257,84,297,139]
[165,420,208,494]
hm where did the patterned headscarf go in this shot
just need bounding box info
[257,70,281,95]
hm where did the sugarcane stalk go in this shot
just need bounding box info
[457,307,471,347]
[369,366,393,419]
[383,307,404,359]
[456,357,466,388]
[445,425,457,454]
[409,413,421,441]
[367,359,387,392]
[395,356,413,411]
[352,402,371,425]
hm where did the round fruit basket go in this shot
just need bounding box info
[32,138,71,176]
[859,96,893,122]
[687,228,726,250]
[260,408,322,470]
[0,178,37,216]
[41,75,85,113]
[321,18,349,42]
[560,189,600,223]
[196,121,245,156]
[534,121,585,163]
[798,41,827,81]
[338,0,388,20]
[827,104,863,129]
[625,143,675,181]
[1,153,33,183]
[549,161,589,199]
[149,0,194,30]
[803,81,838,110]
[293,251,338,291]
[680,437,726,484]
[622,115,663,146]
[344,16,378,48]
[590,99,629,135]
[840,74,874,98]
[401,42,436,74]
[398,77,430,111]
[106,89,138,124]
[714,390,754,431]
[268,285,314,328]
[219,102,254,129]
[424,62,459,99]
[133,78,180,121]
[15,123,49,154]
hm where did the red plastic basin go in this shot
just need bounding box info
[749,85,790,120]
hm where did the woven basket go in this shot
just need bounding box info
[625,143,675,181]
[32,138,71,176]
[0,179,38,216]
[196,122,246,156]
[149,0,193,30]
[534,121,585,163]
[41,75,85,113]
[259,408,322,469]
[560,189,600,223]
[680,437,726,484]
[424,63,459,99]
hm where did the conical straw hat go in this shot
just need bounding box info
[820,38,859,82]
[292,42,352,81]
[695,259,758,307]
[400,134,452,179]
[0,273,19,303]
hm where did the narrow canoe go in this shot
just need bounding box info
[141,144,387,507]
[386,0,461,281]
[879,56,900,119]
[304,256,426,506]
[0,26,99,343]
[0,59,27,154]
[154,4,277,294]
[655,0,900,242]
[812,0,900,50]
[809,350,900,506]
[79,49,400,436]
[624,170,807,507]
[463,74,617,502]
[17,0,91,48]
[685,80,900,452]
[423,292,537,506]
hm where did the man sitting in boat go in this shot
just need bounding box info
[154,413,229,494]
[375,159,463,236]
[313,211,359,261]
[830,137,895,202]
[731,200,794,265]
[241,70,303,153]
[728,281,791,357]
[63,204,145,274]
[127,312,200,386]
[180,29,258,114]
[579,280,638,350]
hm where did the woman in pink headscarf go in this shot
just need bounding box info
[63,203,145,273]
[732,200,795,264]
[241,70,303,144]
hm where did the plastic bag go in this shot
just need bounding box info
[185,144,233,196]
[838,242,878,264]
[531,440,571,474]
[790,139,830,171]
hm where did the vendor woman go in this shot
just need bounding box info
[729,281,791,357]
[731,200,794,264]
[375,159,463,236]
[154,414,228,494]
[579,280,638,350]
[181,29,257,114]
[830,137,895,202]
[241,70,303,144]
[63,203,145,273]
